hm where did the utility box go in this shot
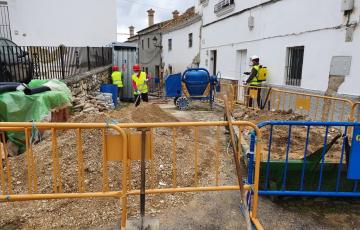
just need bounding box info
[329,56,352,76]
[248,16,254,30]
[112,42,138,101]
[341,0,354,11]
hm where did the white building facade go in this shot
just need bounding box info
[162,15,202,75]
[198,0,360,97]
[2,0,117,46]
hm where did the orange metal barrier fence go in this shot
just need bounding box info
[0,123,128,228]
[0,121,263,230]
[219,83,357,122]
[234,85,272,109]
[215,83,237,111]
[350,102,360,122]
[117,121,263,229]
[268,88,354,122]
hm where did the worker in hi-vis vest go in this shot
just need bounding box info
[244,55,267,108]
[111,65,123,100]
[131,64,151,107]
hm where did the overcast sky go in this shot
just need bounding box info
[116,0,196,41]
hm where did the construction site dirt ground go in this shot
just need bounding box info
[0,98,359,230]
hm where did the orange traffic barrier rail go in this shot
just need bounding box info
[219,82,356,122]
[268,88,354,122]
[0,123,129,228]
[0,121,263,230]
[234,84,272,109]
[116,121,263,230]
[350,102,360,122]
[215,83,237,111]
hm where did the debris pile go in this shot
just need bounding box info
[233,108,307,123]
[72,92,115,114]
[234,107,342,161]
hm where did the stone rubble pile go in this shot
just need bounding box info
[72,92,115,114]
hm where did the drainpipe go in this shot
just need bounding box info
[137,35,141,65]
[199,14,203,68]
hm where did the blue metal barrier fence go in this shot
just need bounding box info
[248,121,360,197]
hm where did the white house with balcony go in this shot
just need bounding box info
[162,8,202,75]
[198,0,360,98]
[1,0,117,46]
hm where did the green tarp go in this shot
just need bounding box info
[0,80,72,153]
[28,79,50,88]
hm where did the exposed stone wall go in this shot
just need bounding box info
[63,65,118,114]
[64,65,112,98]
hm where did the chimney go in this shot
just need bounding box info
[172,10,180,19]
[147,8,155,26]
[129,26,134,37]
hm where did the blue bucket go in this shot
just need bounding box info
[100,84,118,106]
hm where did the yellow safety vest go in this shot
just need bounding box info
[250,65,261,86]
[111,71,123,87]
[132,72,148,95]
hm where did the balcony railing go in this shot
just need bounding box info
[214,0,235,13]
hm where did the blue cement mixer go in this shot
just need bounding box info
[165,68,220,110]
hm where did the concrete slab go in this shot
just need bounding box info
[126,218,160,230]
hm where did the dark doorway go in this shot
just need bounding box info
[210,50,217,75]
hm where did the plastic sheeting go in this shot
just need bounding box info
[0,80,71,122]
[0,79,72,153]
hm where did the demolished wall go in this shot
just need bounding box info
[64,65,113,113]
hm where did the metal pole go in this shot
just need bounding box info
[140,129,148,230]
[101,47,105,65]
[60,46,65,79]
[87,46,91,71]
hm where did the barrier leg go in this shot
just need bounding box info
[140,129,147,228]
[121,195,128,230]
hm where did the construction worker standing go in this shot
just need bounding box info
[244,55,265,108]
[111,65,123,101]
[132,64,151,107]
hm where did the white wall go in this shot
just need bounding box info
[201,0,272,26]
[199,0,360,96]
[7,0,117,46]
[162,20,201,74]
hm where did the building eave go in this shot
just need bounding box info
[162,15,202,34]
